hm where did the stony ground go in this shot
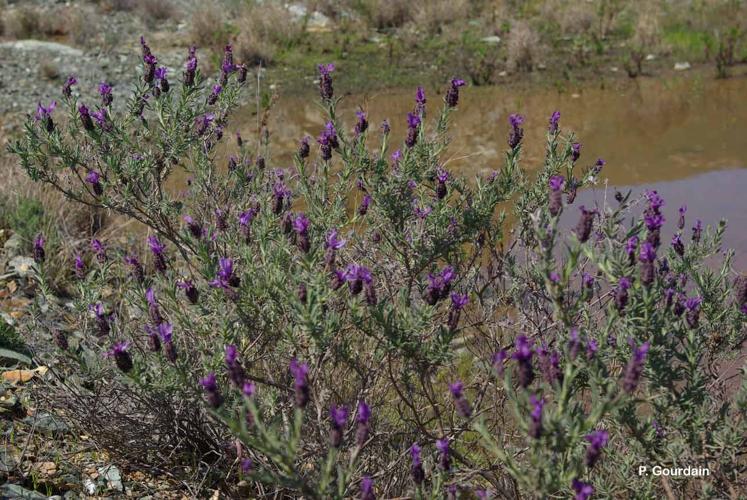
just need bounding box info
[0,229,196,498]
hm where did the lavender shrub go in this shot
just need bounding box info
[9,40,747,498]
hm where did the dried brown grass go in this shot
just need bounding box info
[0,153,103,292]
[506,20,542,72]
[234,2,305,66]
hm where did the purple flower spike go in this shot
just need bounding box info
[200,373,223,408]
[74,254,85,278]
[318,63,335,100]
[572,479,594,500]
[184,51,197,87]
[508,113,524,149]
[492,349,508,377]
[671,233,685,256]
[124,255,144,283]
[317,121,339,161]
[425,265,456,305]
[528,394,543,438]
[639,241,656,286]
[354,109,369,136]
[360,476,375,500]
[548,110,560,133]
[358,194,372,216]
[91,239,107,263]
[449,380,472,418]
[106,341,133,373]
[512,336,535,388]
[405,112,421,148]
[445,78,466,108]
[290,358,310,408]
[62,75,77,98]
[436,438,451,471]
[292,213,311,253]
[298,136,311,159]
[685,296,702,328]
[177,278,199,304]
[448,292,469,330]
[622,341,650,393]
[415,86,426,114]
[692,219,703,243]
[356,400,371,446]
[585,429,609,468]
[615,277,632,313]
[78,104,94,131]
[344,263,373,296]
[678,205,687,230]
[85,170,103,196]
[208,84,222,105]
[35,101,57,132]
[243,381,256,398]
[548,175,564,216]
[147,235,167,273]
[99,82,113,106]
[571,142,582,162]
[33,234,45,264]
[410,442,424,485]
[575,206,596,242]
[225,344,247,387]
[329,404,349,448]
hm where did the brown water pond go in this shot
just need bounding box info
[229,73,747,264]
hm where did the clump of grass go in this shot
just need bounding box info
[190,2,233,60]
[38,59,60,81]
[136,0,177,27]
[2,6,41,39]
[507,19,543,72]
[234,2,305,66]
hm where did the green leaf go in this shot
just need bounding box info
[0,348,32,366]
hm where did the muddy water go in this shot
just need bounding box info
[229,73,747,261]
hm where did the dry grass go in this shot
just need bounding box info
[2,6,41,39]
[137,0,177,27]
[506,20,542,72]
[0,154,104,292]
[38,59,60,81]
[190,2,229,56]
[363,0,413,29]
[413,0,470,35]
[234,2,305,66]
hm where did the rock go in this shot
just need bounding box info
[481,35,502,44]
[23,413,70,436]
[82,477,97,495]
[36,461,58,477]
[6,256,36,279]
[674,62,691,71]
[3,234,24,259]
[99,465,123,492]
[0,483,49,499]
[0,40,83,58]
[287,4,331,32]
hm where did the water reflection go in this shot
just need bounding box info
[249,74,747,186]
[560,169,747,268]
[224,74,747,257]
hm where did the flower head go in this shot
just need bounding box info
[622,341,650,393]
[572,479,594,500]
[445,78,466,107]
[548,110,560,133]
